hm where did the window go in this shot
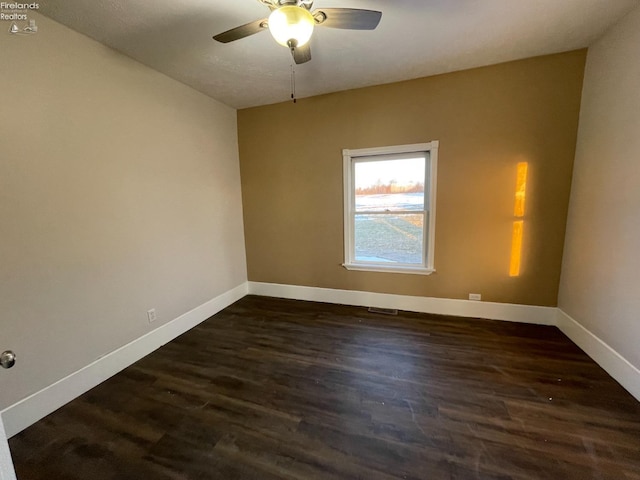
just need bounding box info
[342,142,438,275]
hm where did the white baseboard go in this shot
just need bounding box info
[247,282,557,325]
[0,282,248,439]
[556,309,640,402]
[0,418,16,480]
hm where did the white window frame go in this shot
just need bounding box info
[342,141,438,275]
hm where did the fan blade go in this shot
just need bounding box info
[313,8,382,30]
[293,44,312,64]
[213,18,268,43]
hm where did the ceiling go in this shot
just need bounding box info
[40,0,638,109]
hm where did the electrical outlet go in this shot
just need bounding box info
[147,308,157,323]
[469,293,482,301]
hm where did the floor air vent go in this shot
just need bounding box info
[368,307,398,315]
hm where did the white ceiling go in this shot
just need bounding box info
[40,0,639,109]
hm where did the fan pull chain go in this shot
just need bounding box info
[290,62,297,104]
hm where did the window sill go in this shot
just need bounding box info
[342,263,435,276]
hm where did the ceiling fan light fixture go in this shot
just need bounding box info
[268,5,315,48]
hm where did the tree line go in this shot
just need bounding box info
[356,181,424,195]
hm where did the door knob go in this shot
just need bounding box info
[1,351,16,369]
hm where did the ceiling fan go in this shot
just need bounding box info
[212,0,382,65]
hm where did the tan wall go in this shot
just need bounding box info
[238,51,586,307]
[559,6,640,368]
[0,13,247,410]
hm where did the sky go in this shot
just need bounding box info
[355,157,425,189]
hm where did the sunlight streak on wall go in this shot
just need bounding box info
[510,162,528,277]
[514,162,528,217]
[510,220,524,277]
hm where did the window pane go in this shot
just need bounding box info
[355,157,425,212]
[354,213,424,264]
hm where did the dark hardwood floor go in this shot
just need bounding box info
[9,295,640,479]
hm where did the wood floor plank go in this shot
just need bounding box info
[9,295,640,479]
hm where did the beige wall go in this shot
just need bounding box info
[559,7,640,368]
[0,13,247,410]
[238,51,586,307]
